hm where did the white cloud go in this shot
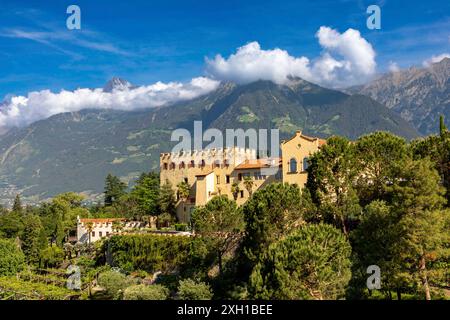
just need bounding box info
[0,77,219,129]
[388,61,400,73]
[1,28,131,57]
[206,26,376,88]
[422,53,450,67]
[1,25,378,130]
[205,41,312,85]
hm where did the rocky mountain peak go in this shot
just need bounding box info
[103,77,133,92]
[350,58,449,135]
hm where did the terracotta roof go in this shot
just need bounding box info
[79,218,125,223]
[195,170,214,176]
[235,158,282,170]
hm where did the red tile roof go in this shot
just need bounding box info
[79,218,125,223]
[235,158,282,170]
[195,170,214,177]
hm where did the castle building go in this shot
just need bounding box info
[160,131,326,222]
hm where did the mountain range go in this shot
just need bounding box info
[348,57,449,135]
[1,62,446,205]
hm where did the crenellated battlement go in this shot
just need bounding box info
[160,147,256,167]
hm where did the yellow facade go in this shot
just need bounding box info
[160,131,325,222]
[280,130,326,188]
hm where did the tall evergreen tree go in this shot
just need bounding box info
[249,224,351,300]
[129,172,160,216]
[306,136,361,236]
[354,132,409,205]
[410,124,450,206]
[0,210,24,238]
[239,183,306,281]
[21,215,47,265]
[12,194,23,215]
[191,196,244,275]
[350,201,407,299]
[104,174,127,206]
[439,115,447,136]
[388,158,448,300]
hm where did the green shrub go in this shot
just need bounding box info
[175,223,188,232]
[40,245,64,268]
[0,276,74,300]
[97,270,132,299]
[177,278,213,300]
[123,284,169,300]
[104,234,193,273]
[130,270,149,279]
[76,256,96,269]
[0,238,25,276]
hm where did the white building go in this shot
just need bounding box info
[76,216,148,243]
[76,217,120,243]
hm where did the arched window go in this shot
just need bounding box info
[289,158,297,173]
[170,162,176,169]
[200,159,206,168]
[179,161,185,169]
[303,157,309,171]
[189,160,195,168]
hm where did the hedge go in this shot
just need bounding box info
[105,234,193,273]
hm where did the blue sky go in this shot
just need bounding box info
[0,0,449,98]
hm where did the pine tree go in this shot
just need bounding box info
[388,158,448,300]
[12,194,23,215]
[239,183,305,279]
[306,136,361,236]
[128,172,160,216]
[351,201,407,299]
[439,115,447,137]
[354,132,409,205]
[249,224,351,299]
[191,196,244,275]
[21,215,46,265]
[104,174,127,206]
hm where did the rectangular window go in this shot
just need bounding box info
[99,231,103,237]
[216,175,220,184]
[226,175,230,184]
[238,173,242,181]
[184,177,188,183]
[92,231,95,237]
[240,190,244,198]
[106,232,110,236]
